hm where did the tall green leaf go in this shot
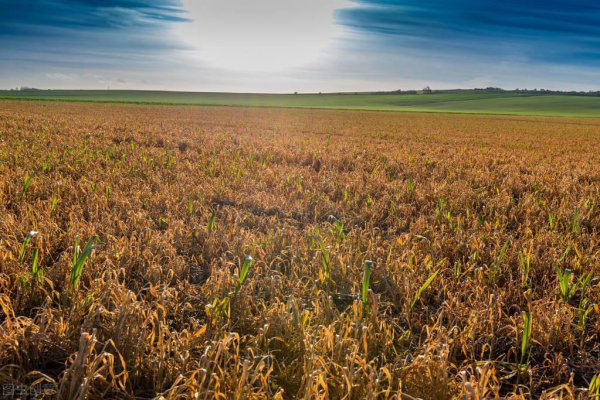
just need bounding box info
[69,236,101,290]
[411,269,440,311]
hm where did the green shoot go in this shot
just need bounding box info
[411,269,440,312]
[559,246,571,263]
[208,255,253,322]
[406,178,416,198]
[233,255,253,296]
[453,261,462,278]
[520,312,533,370]
[435,198,445,220]
[50,193,59,213]
[490,240,509,282]
[188,198,194,218]
[576,298,593,341]
[72,237,80,268]
[31,248,43,285]
[42,155,52,173]
[166,150,175,168]
[19,230,38,264]
[333,220,345,241]
[362,260,372,317]
[556,266,593,303]
[320,242,331,283]
[580,272,593,292]
[69,236,101,291]
[519,248,532,289]
[556,267,575,302]
[548,212,556,230]
[571,208,580,234]
[207,210,217,232]
[157,216,168,230]
[590,375,599,399]
[22,173,33,195]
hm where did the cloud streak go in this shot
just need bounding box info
[0,0,187,32]
[336,0,600,66]
[0,0,191,88]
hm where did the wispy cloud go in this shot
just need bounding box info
[0,0,189,65]
[336,0,600,66]
[0,0,188,32]
[0,0,191,88]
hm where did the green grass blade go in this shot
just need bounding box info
[69,236,101,290]
[31,248,40,282]
[520,312,533,366]
[411,269,440,311]
[207,210,217,232]
[19,230,37,264]
[362,260,372,306]
[233,255,253,296]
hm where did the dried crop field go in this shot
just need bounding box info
[0,100,598,399]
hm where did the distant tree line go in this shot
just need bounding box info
[376,87,600,97]
[9,87,44,91]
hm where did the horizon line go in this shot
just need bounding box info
[4,87,600,95]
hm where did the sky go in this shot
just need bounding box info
[1,0,599,92]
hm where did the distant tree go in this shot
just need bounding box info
[422,86,432,94]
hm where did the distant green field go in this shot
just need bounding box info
[2,90,600,117]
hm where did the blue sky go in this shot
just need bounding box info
[1,0,599,92]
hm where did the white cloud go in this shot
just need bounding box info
[175,0,352,72]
